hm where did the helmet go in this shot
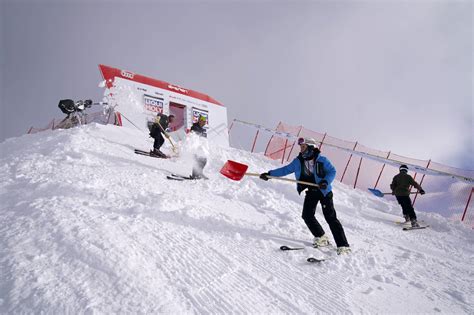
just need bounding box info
[199,115,207,122]
[399,165,409,172]
[297,137,318,146]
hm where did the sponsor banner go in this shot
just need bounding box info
[192,107,209,125]
[143,94,164,114]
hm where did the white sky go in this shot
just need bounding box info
[1,0,472,169]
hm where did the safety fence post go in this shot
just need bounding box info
[374,151,391,189]
[340,142,358,183]
[250,130,260,153]
[286,126,303,162]
[228,119,235,135]
[461,188,473,222]
[354,157,363,189]
[413,160,431,206]
[318,133,327,150]
[281,138,289,164]
[264,122,282,156]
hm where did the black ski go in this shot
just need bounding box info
[403,225,429,231]
[280,245,326,263]
[280,245,304,251]
[166,174,194,181]
[395,220,425,225]
[134,149,169,159]
[166,173,208,181]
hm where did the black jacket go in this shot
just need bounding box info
[150,114,170,138]
[190,122,207,138]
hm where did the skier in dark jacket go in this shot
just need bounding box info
[260,137,351,255]
[149,113,175,157]
[190,115,208,179]
[390,164,425,227]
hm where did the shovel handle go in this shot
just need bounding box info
[382,192,419,196]
[245,172,320,188]
[155,119,177,152]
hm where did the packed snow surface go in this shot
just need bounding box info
[1,124,473,314]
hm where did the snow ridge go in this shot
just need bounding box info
[1,124,473,314]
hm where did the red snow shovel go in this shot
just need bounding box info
[220,160,320,187]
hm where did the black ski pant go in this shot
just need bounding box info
[302,189,349,248]
[153,133,165,151]
[395,196,417,221]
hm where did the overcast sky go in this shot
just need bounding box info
[1,0,472,169]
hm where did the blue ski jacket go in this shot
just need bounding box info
[268,154,336,196]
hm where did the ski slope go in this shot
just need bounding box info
[1,124,473,314]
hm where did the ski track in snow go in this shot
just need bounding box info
[0,124,473,314]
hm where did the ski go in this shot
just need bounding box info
[403,225,429,231]
[166,173,208,181]
[395,220,425,225]
[280,245,304,251]
[166,174,194,181]
[280,245,326,263]
[134,149,169,159]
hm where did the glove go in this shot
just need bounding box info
[319,180,328,190]
[260,173,270,181]
[419,189,425,195]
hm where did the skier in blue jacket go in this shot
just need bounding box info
[260,137,351,255]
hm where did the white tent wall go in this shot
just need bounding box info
[100,65,229,147]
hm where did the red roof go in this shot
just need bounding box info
[98,64,223,106]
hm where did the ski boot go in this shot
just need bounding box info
[336,247,351,255]
[411,219,420,228]
[151,149,167,158]
[313,235,330,248]
[403,215,410,224]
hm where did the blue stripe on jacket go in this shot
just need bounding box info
[268,155,336,196]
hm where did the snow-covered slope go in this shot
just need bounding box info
[1,124,473,314]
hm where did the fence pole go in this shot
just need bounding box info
[461,188,474,222]
[354,157,363,189]
[281,138,289,164]
[340,142,358,183]
[318,133,327,150]
[374,151,391,189]
[250,130,260,153]
[286,126,303,162]
[264,122,282,157]
[228,119,235,135]
[413,159,431,206]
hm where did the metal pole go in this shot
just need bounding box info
[412,160,431,206]
[461,188,474,222]
[286,126,303,162]
[340,142,358,182]
[354,157,363,189]
[251,130,260,153]
[228,119,235,135]
[281,138,289,164]
[264,122,281,157]
[319,133,327,150]
[374,151,391,189]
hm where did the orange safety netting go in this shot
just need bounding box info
[234,120,473,227]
